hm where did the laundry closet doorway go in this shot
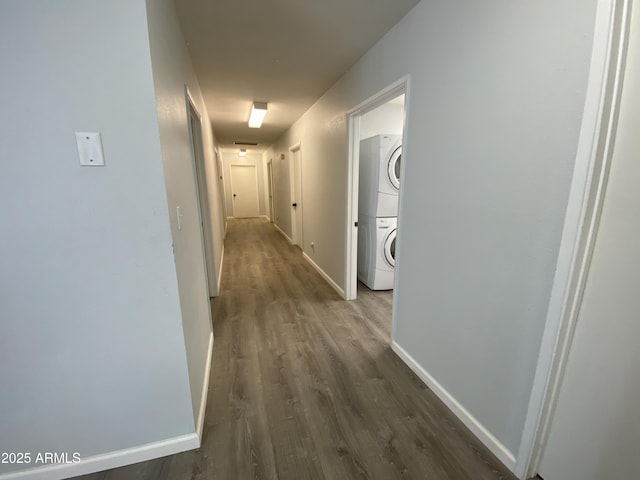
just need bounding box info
[345,77,409,303]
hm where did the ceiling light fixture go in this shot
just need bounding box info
[239,148,247,157]
[248,102,268,128]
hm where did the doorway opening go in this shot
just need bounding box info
[267,160,275,222]
[289,143,303,248]
[185,87,217,298]
[518,0,633,478]
[345,76,409,307]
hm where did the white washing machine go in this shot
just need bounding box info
[358,134,402,218]
[357,215,397,290]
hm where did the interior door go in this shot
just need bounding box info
[230,164,259,218]
[267,161,275,222]
[537,7,640,479]
[292,148,303,247]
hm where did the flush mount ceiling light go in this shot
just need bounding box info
[248,102,268,128]
[238,148,247,157]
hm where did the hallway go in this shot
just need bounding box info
[76,218,514,480]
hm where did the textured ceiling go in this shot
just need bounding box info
[174,0,420,152]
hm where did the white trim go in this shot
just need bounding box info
[274,222,294,244]
[515,1,632,478]
[345,75,410,301]
[196,331,214,441]
[391,341,516,471]
[260,215,270,220]
[217,245,224,295]
[345,113,361,301]
[303,252,345,299]
[184,85,202,119]
[266,159,275,222]
[0,434,199,480]
[215,149,229,221]
[346,75,411,117]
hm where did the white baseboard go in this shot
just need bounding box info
[260,215,270,220]
[196,332,214,441]
[391,341,517,471]
[302,252,345,299]
[273,223,293,244]
[0,434,199,480]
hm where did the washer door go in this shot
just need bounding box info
[387,145,401,191]
[383,228,397,267]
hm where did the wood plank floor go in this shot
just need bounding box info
[73,218,516,480]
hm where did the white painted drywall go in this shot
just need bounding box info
[145,0,225,427]
[220,150,267,217]
[359,96,405,140]
[538,5,640,478]
[0,0,195,475]
[267,0,598,465]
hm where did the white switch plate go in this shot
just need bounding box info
[75,132,105,166]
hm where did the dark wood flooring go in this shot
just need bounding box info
[73,218,515,480]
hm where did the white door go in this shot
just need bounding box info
[537,7,640,479]
[291,147,303,247]
[267,161,274,222]
[230,164,259,218]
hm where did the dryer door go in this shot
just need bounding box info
[383,228,397,267]
[387,144,401,191]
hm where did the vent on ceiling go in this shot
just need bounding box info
[233,141,259,146]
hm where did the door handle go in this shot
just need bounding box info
[233,194,237,198]
[292,203,297,207]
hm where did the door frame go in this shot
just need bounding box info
[215,149,228,233]
[345,75,410,302]
[288,142,303,247]
[229,163,260,218]
[185,86,217,299]
[515,0,631,477]
[267,159,275,222]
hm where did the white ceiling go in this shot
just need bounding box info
[174,0,420,152]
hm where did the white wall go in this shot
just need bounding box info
[220,150,267,217]
[538,4,640,478]
[268,0,598,469]
[359,95,405,139]
[0,1,196,476]
[145,0,225,431]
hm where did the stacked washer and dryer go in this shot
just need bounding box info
[357,134,401,290]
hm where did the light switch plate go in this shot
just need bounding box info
[75,132,105,166]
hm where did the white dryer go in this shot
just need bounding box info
[357,215,397,290]
[358,134,402,218]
